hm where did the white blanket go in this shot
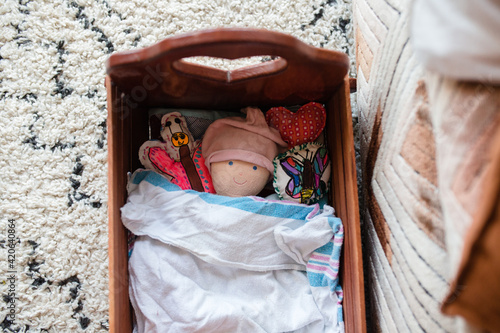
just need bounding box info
[121,170,345,333]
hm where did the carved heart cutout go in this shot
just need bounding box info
[172,56,287,83]
[265,102,326,148]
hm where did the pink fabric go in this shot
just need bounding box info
[148,144,215,193]
[202,108,287,173]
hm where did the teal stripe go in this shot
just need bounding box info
[314,241,333,255]
[309,259,332,267]
[132,170,317,220]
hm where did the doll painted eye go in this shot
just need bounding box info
[165,121,172,127]
[174,118,181,124]
[253,166,258,170]
[228,161,233,166]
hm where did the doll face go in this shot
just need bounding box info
[171,132,189,147]
[210,160,270,197]
[164,118,190,147]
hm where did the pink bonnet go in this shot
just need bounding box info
[202,107,288,173]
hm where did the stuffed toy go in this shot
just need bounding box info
[272,142,331,205]
[264,102,331,204]
[265,102,326,148]
[202,107,288,197]
[139,112,215,193]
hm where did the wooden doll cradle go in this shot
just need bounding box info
[105,28,366,333]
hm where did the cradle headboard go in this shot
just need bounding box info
[106,28,349,110]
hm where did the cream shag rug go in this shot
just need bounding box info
[0,1,354,331]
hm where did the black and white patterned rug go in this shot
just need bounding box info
[0,1,354,331]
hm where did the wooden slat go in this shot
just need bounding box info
[339,75,366,333]
[328,76,367,333]
[106,76,133,333]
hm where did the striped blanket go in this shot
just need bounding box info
[121,170,344,333]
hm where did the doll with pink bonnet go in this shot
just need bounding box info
[202,107,288,197]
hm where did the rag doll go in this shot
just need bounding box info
[139,112,215,193]
[202,107,288,197]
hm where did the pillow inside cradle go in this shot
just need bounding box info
[273,142,331,205]
[149,108,243,140]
